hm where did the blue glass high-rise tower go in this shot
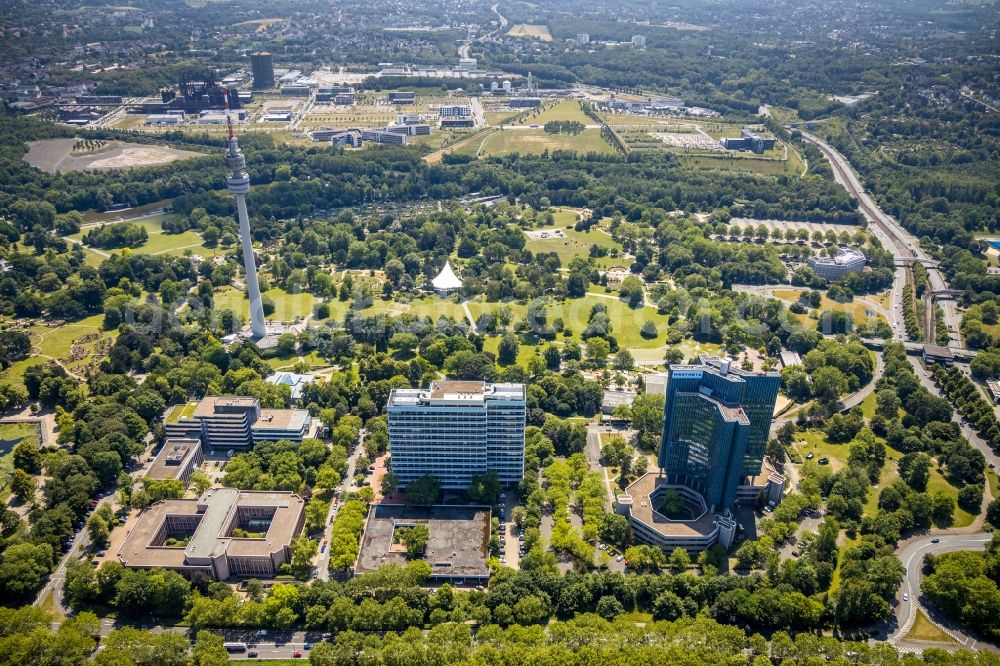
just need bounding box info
[658,357,780,510]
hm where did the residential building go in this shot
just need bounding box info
[145,439,203,484]
[118,488,305,579]
[387,381,526,490]
[457,58,477,71]
[632,34,647,47]
[807,247,867,280]
[250,52,274,90]
[659,357,781,511]
[164,396,311,450]
[576,33,590,45]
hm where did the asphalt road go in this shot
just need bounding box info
[891,533,994,652]
[797,130,961,343]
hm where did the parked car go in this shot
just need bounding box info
[248,651,258,658]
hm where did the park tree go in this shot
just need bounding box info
[405,476,441,506]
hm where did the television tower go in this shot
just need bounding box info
[223,88,267,338]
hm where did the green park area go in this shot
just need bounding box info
[794,428,975,527]
[772,288,886,328]
[477,129,614,158]
[68,214,220,266]
[523,222,628,268]
[530,100,594,126]
[0,313,117,386]
[214,286,319,323]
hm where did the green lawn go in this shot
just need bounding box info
[927,465,975,528]
[523,226,626,267]
[0,314,117,385]
[360,295,469,324]
[479,129,614,157]
[906,609,957,643]
[0,422,41,457]
[69,215,217,258]
[529,100,594,125]
[214,287,319,323]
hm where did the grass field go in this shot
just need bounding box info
[485,111,519,126]
[906,609,957,643]
[0,422,41,458]
[772,289,886,328]
[214,287,319,323]
[69,215,217,260]
[507,23,552,41]
[679,154,792,175]
[478,129,613,157]
[0,313,117,385]
[530,100,594,125]
[523,225,625,267]
[360,296,469,324]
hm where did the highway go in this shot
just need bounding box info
[796,130,962,344]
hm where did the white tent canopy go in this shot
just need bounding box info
[431,261,462,292]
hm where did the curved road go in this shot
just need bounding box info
[892,533,994,653]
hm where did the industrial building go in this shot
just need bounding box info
[387,91,415,104]
[57,105,103,123]
[807,247,867,280]
[144,439,203,484]
[720,128,776,153]
[145,113,183,125]
[387,381,526,490]
[509,97,542,108]
[118,488,305,579]
[164,396,311,450]
[279,84,310,96]
[250,52,275,90]
[616,357,784,552]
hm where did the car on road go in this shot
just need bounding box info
[304,643,313,650]
[247,652,258,659]
[931,538,940,543]
[293,650,302,658]
[903,593,909,601]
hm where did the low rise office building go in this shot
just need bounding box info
[807,247,867,280]
[164,396,311,450]
[145,438,203,484]
[118,488,305,579]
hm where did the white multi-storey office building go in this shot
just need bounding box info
[387,381,525,490]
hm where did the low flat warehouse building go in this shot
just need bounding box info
[118,488,305,579]
[355,505,490,583]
